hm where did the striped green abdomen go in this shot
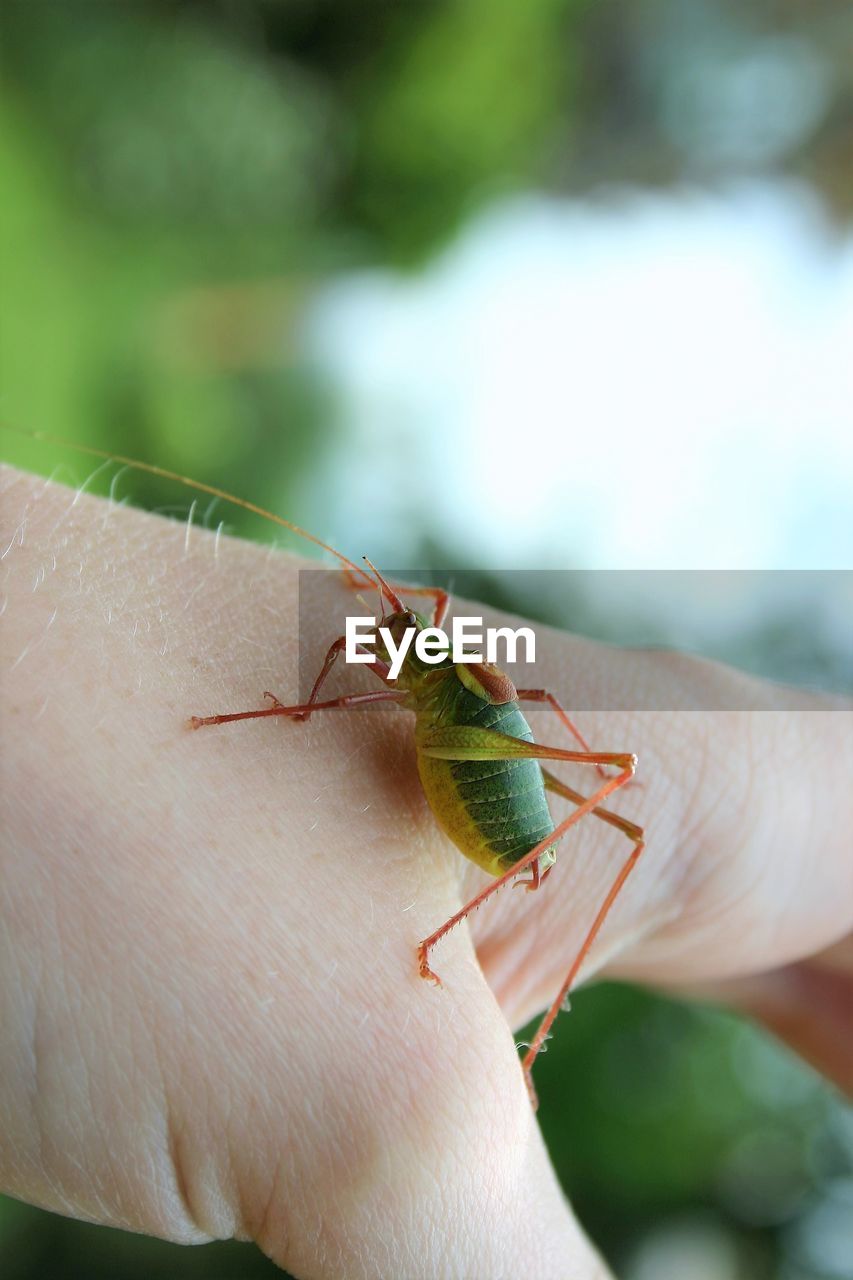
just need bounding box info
[415,684,555,877]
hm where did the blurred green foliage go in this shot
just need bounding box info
[3,0,850,526]
[1,2,851,1278]
[0,0,582,525]
[528,986,852,1277]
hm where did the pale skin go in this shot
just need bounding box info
[1,464,851,1280]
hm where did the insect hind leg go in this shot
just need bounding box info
[417,732,636,992]
[517,688,642,790]
[513,766,640,896]
[540,767,643,843]
[520,771,645,1095]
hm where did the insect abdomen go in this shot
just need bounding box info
[415,687,555,877]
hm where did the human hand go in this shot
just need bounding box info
[2,465,851,1278]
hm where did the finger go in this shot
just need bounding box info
[466,644,852,1027]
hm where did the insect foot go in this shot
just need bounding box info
[417,944,444,987]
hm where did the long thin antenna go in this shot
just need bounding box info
[2,424,367,579]
[363,555,406,613]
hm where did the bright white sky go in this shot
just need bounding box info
[304,179,853,573]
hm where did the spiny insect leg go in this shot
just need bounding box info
[520,825,645,1096]
[192,630,396,729]
[517,689,643,792]
[417,746,636,986]
[299,634,397,720]
[189,688,405,729]
[540,768,643,842]
[416,764,634,986]
[299,635,348,719]
[417,726,641,1105]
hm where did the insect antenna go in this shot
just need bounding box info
[2,424,368,580]
[375,579,386,625]
[363,554,406,614]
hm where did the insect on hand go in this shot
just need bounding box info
[189,561,645,1108]
[5,430,645,1108]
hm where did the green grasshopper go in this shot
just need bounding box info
[6,432,645,1105]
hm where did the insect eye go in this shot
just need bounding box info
[404,610,417,626]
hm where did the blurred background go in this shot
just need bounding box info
[1,1,851,1277]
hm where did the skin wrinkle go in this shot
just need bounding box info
[636,715,849,985]
[634,711,756,933]
[45,840,118,1223]
[167,1109,221,1245]
[255,1152,289,1269]
[698,716,815,934]
[161,1034,207,1240]
[673,721,755,888]
[157,993,254,1242]
[38,640,217,1228]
